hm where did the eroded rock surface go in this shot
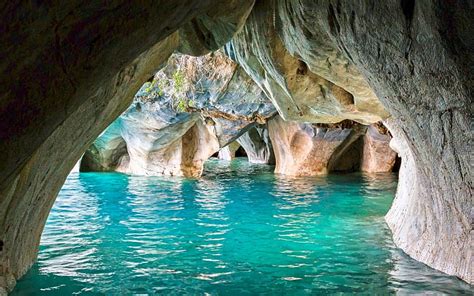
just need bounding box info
[218,142,241,161]
[268,115,365,176]
[230,0,472,283]
[237,125,275,164]
[79,120,128,172]
[0,1,255,291]
[0,0,472,291]
[226,1,388,124]
[123,118,219,177]
[85,50,275,177]
[360,124,397,173]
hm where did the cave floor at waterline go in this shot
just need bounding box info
[13,159,471,295]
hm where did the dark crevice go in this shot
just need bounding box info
[393,156,402,173]
[296,60,308,75]
[191,18,212,49]
[327,4,340,36]
[346,93,355,105]
[350,11,356,34]
[235,146,247,157]
[401,0,415,24]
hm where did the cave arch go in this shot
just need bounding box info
[0,0,472,292]
[0,1,255,292]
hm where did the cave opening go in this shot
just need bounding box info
[14,53,469,293]
[235,146,247,158]
[2,1,472,294]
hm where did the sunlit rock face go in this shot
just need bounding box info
[360,124,397,173]
[84,50,275,177]
[120,108,201,176]
[237,125,275,164]
[0,0,471,292]
[0,1,255,292]
[268,115,365,176]
[218,142,241,161]
[122,118,219,177]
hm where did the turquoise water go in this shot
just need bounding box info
[13,159,472,295]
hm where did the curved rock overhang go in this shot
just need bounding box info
[227,0,472,284]
[0,0,472,292]
[0,1,255,292]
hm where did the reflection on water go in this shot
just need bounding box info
[13,159,472,295]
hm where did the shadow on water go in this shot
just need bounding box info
[12,159,472,295]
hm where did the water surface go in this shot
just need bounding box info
[13,159,472,294]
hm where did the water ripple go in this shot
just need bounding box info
[12,159,473,295]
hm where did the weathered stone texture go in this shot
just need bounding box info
[79,120,128,172]
[268,115,365,175]
[0,1,255,291]
[232,0,473,283]
[360,125,397,173]
[237,125,275,164]
[226,1,388,124]
[218,142,241,161]
[85,49,274,176]
[0,0,472,291]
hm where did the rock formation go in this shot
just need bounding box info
[83,49,275,177]
[0,0,472,292]
[218,142,241,161]
[226,1,388,125]
[0,1,255,292]
[360,124,397,173]
[79,120,128,172]
[229,0,473,283]
[237,125,275,164]
[268,115,366,176]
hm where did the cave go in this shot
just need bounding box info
[0,1,472,294]
[235,146,247,158]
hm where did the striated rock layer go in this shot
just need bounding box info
[0,0,472,291]
[226,1,388,124]
[237,125,275,164]
[79,120,128,172]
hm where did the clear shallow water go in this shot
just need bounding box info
[13,159,472,295]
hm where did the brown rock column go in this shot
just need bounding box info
[360,124,397,173]
[180,120,220,177]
